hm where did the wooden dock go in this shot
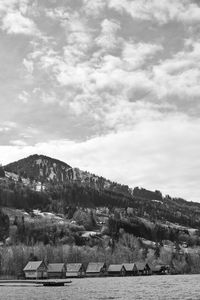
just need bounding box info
[0,279,72,286]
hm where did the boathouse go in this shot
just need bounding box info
[123,263,137,276]
[66,263,85,278]
[23,261,48,279]
[151,264,170,275]
[135,262,151,275]
[47,263,66,279]
[86,262,106,277]
[107,264,126,277]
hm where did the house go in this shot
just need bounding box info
[47,263,66,279]
[23,261,48,279]
[107,264,126,277]
[66,263,85,278]
[86,262,106,277]
[135,262,151,275]
[123,263,137,276]
[151,264,170,275]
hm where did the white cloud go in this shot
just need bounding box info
[108,0,200,24]
[18,91,30,104]
[0,0,22,13]
[23,58,34,73]
[41,92,59,105]
[152,40,200,99]
[95,19,121,50]
[1,10,38,35]
[81,0,106,17]
[45,7,70,20]
[122,41,163,70]
[0,122,17,130]
[10,140,27,146]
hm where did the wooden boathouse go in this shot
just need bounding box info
[86,262,106,277]
[23,261,48,279]
[66,263,85,278]
[107,264,126,277]
[47,263,66,279]
[123,263,137,276]
[135,262,151,275]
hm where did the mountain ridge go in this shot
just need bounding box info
[4,153,134,197]
[2,154,200,231]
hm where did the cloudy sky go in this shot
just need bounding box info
[1,0,200,201]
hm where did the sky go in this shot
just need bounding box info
[1,0,200,201]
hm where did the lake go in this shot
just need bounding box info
[1,275,200,300]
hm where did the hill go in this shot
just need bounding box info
[2,154,200,230]
[1,154,200,276]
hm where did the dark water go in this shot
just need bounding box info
[1,275,200,300]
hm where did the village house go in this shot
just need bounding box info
[47,263,66,279]
[107,264,126,277]
[66,263,85,278]
[23,261,48,279]
[86,262,106,277]
[123,263,137,276]
[135,262,151,275]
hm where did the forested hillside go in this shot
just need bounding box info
[1,154,200,229]
[1,154,200,277]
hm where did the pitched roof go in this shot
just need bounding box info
[67,263,83,272]
[107,264,124,272]
[135,262,146,271]
[86,262,105,273]
[23,261,44,271]
[47,263,66,273]
[123,263,137,271]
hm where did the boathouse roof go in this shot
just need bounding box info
[47,263,66,273]
[123,263,137,271]
[23,261,44,271]
[67,263,83,272]
[86,262,105,273]
[135,262,146,271]
[107,264,124,272]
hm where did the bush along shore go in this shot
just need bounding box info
[0,241,198,279]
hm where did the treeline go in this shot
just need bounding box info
[0,177,131,212]
[9,219,84,246]
[1,234,200,277]
[132,187,163,201]
[108,217,200,247]
[0,180,49,211]
[0,209,9,241]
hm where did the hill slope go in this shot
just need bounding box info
[2,154,200,230]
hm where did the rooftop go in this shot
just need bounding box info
[86,262,105,273]
[67,263,83,272]
[23,261,44,271]
[107,264,124,272]
[47,263,66,273]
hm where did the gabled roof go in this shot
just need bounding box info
[123,263,137,271]
[23,261,44,271]
[67,263,83,272]
[107,264,124,272]
[135,262,146,271]
[47,263,66,273]
[86,262,105,273]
